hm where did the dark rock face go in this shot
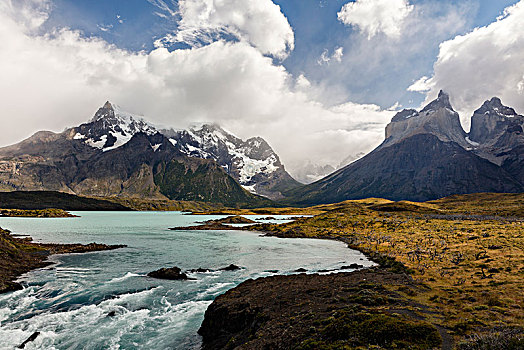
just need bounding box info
[285,93,524,204]
[147,266,192,280]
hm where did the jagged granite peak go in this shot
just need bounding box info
[383,90,467,149]
[474,97,518,117]
[73,102,157,152]
[420,90,453,113]
[162,123,300,199]
[469,97,523,145]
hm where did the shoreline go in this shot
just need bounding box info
[195,201,524,349]
[0,226,126,293]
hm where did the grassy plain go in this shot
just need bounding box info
[244,193,523,346]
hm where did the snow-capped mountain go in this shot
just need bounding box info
[0,102,270,206]
[3,101,298,201]
[162,124,300,199]
[72,102,157,152]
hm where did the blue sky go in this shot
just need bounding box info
[41,0,518,109]
[1,0,523,174]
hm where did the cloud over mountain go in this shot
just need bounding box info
[409,0,524,128]
[0,0,394,177]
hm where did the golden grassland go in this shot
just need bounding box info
[246,193,524,342]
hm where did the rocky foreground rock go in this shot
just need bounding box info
[198,268,446,350]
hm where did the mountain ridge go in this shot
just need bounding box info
[0,103,277,207]
[284,92,524,204]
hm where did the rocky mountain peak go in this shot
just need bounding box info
[91,101,116,122]
[474,97,518,117]
[469,97,523,148]
[383,91,466,148]
[163,123,299,199]
[420,90,454,114]
[74,102,157,152]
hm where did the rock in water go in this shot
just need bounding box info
[147,266,193,280]
[18,331,40,349]
[219,264,242,271]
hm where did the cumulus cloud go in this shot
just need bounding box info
[308,0,472,109]
[337,0,413,39]
[412,1,524,127]
[0,0,393,177]
[151,0,294,60]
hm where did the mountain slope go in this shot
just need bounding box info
[162,124,300,199]
[285,92,524,204]
[285,133,522,204]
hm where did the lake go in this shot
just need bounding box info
[0,212,373,349]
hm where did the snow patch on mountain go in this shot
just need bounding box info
[465,137,480,147]
[76,102,157,152]
[85,135,107,150]
[163,123,288,196]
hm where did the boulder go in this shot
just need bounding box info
[147,266,193,280]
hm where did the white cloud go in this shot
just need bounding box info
[413,0,524,128]
[0,0,393,177]
[317,47,344,65]
[407,76,432,92]
[333,47,344,62]
[337,0,413,39]
[152,0,294,60]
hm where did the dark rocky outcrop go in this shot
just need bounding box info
[17,331,40,349]
[203,215,256,224]
[199,269,443,350]
[151,265,243,277]
[147,266,193,280]
[219,264,242,271]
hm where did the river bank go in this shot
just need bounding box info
[198,194,524,349]
[0,226,125,293]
